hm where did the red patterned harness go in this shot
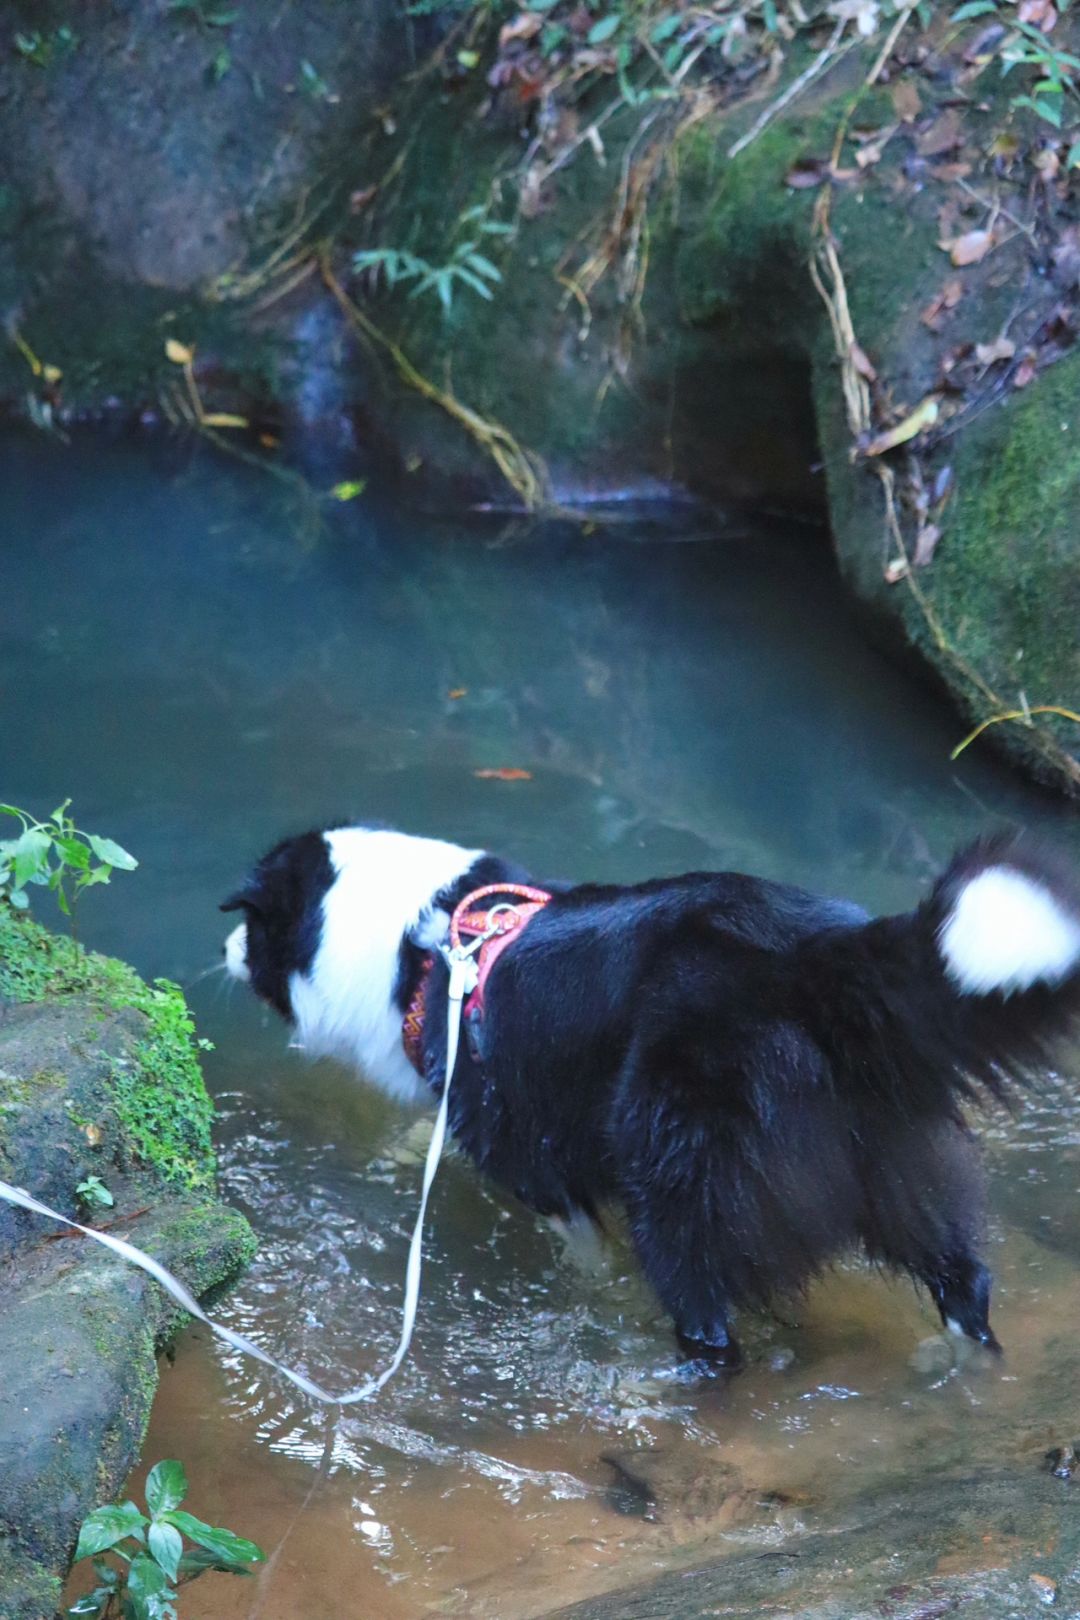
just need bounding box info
[402,883,552,1077]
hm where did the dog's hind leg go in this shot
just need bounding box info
[620,1187,743,1369]
[858,1119,1000,1352]
[918,1250,1000,1351]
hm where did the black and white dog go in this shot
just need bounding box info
[222,826,1080,1368]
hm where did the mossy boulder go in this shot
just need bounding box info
[0,910,255,1620]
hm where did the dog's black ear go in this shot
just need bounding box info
[220,889,257,914]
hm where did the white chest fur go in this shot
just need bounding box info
[289,828,481,1105]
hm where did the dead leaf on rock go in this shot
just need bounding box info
[1052,226,1080,288]
[1018,0,1057,29]
[917,108,963,157]
[914,522,942,567]
[1013,351,1038,387]
[862,394,940,456]
[785,158,830,188]
[929,160,973,182]
[940,227,993,266]
[499,11,544,45]
[474,767,534,781]
[891,80,922,123]
[921,277,964,329]
[975,334,1016,365]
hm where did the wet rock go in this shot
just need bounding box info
[602,1447,744,1523]
[0,912,254,1619]
[545,1469,1080,1619]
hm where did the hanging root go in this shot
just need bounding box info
[809,188,1080,792]
[319,254,549,512]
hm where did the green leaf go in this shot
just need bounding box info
[162,1512,265,1567]
[65,1588,112,1618]
[450,265,496,299]
[330,479,367,501]
[456,47,480,67]
[176,1546,256,1577]
[587,13,620,42]
[9,888,30,910]
[145,1461,188,1518]
[53,836,91,869]
[650,13,682,42]
[125,1551,176,1620]
[13,828,51,887]
[86,835,138,870]
[77,1177,115,1210]
[951,0,997,17]
[74,1503,148,1560]
[463,251,501,281]
[148,1522,184,1581]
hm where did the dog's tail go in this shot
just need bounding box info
[795,834,1080,1114]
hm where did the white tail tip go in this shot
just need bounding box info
[940,866,1080,996]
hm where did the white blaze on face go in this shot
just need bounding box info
[288,827,483,1105]
[224,922,250,982]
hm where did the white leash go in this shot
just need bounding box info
[0,947,478,1408]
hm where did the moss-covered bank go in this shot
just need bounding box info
[0,910,255,1619]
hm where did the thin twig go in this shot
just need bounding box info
[727,19,849,160]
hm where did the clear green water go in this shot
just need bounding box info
[5,430,1080,1619]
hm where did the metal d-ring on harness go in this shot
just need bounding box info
[0,896,544,1408]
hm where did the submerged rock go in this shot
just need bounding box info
[545,1467,1080,1619]
[0,910,255,1620]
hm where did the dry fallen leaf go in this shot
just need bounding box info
[1013,351,1038,387]
[84,1124,103,1148]
[165,339,194,365]
[448,687,468,700]
[890,80,922,123]
[975,335,1016,365]
[499,11,544,44]
[201,412,249,429]
[884,555,910,584]
[862,394,940,457]
[941,227,993,266]
[914,522,942,567]
[917,108,963,157]
[474,767,534,781]
[921,277,964,329]
[1018,0,1056,29]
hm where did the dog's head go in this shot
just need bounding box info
[222,826,484,1096]
[220,831,334,1021]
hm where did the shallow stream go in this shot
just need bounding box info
[4,430,1080,1618]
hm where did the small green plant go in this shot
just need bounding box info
[76,1176,115,1212]
[166,0,237,27]
[66,1460,265,1620]
[353,209,511,312]
[0,800,137,918]
[13,25,78,66]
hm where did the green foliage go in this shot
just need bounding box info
[166,1,238,28]
[951,1,1080,129]
[66,1461,264,1620]
[353,208,511,313]
[13,26,78,67]
[0,801,137,920]
[76,1175,115,1212]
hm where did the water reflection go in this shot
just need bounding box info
[4,430,1078,1618]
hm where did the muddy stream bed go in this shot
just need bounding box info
[3,429,1080,1618]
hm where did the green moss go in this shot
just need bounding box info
[920,351,1080,757]
[0,908,215,1188]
